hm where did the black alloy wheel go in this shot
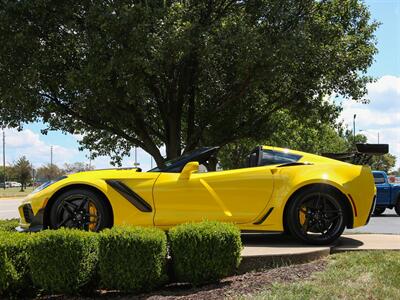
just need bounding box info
[49,189,111,231]
[286,187,347,245]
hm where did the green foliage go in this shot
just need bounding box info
[0,0,378,166]
[0,219,19,232]
[0,249,16,296]
[13,156,32,190]
[29,229,98,294]
[370,153,397,173]
[0,231,33,297]
[98,226,167,292]
[169,221,242,285]
[36,163,64,181]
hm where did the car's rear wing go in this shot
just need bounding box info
[322,144,389,165]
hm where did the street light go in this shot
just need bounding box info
[133,146,140,167]
[2,128,5,190]
[353,114,357,141]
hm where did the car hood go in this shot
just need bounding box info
[66,168,143,180]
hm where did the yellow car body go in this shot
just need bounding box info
[17,146,376,244]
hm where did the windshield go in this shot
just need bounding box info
[148,149,201,172]
[148,147,219,173]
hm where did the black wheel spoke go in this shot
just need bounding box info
[62,201,76,216]
[78,197,89,211]
[326,214,341,223]
[57,215,71,228]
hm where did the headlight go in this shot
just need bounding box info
[31,176,68,194]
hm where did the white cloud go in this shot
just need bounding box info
[1,128,78,167]
[340,75,400,170]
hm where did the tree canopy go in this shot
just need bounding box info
[13,156,32,190]
[0,0,378,167]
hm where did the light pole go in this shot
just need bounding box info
[134,147,140,168]
[50,146,53,167]
[353,114,357,142]
[2,128,5,190]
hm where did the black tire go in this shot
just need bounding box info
[395,199,400,216]
[373,207,386,216]
[286,186,347,245]
[49,188,112,231]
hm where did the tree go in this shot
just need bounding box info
[63,162,94,174]
[0,0,378,167]
[370,154,396,173]
[13,156,32,191]
[218,110,349,170]
[36,164,64,181]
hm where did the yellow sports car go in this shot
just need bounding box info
[17,145,382,245]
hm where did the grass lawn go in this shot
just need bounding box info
[248,251,400,299]
[0,187,34,198]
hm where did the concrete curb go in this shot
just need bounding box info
[239,233,400,273]
[239,248,330,274]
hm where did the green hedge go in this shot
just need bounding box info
[169,221,242,285]
[0,231,32,298]
[0,219,19,232]
[98,226,167,292]
[29,229,98,294]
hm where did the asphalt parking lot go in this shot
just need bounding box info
[345,208,400,235]
[0,198,21,220]
[0,199,399,234]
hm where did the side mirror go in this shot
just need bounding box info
[179,162,199,180]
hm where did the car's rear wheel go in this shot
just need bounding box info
[49,188,112,231]
[286,187,347,245]
[373,207,386,216]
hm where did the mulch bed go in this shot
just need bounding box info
[85,259,328,300]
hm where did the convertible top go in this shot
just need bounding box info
[148,147,219,173]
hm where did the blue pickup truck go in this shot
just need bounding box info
[372,171,400,216]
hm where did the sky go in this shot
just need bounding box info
[2,0,400,171]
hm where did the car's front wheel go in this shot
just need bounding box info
[49,188,112,231]
[286,186,347,245]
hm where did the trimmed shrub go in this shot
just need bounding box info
[98,226,167,292]
[169,221,242,285]
[0,250,17,295]
[29,229,98,294]
[0,219,19,232]
[0,231,32,297]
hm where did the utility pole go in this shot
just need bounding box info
[88,150,92,169]
[378,132,380,144]
[134,146,140,167]
[150,156,153,169]
[50,146,53,167]
[2,129,5,190]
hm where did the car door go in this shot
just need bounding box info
[153,165,275,226]
[374,173,391,205]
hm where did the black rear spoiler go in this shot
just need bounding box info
[322,144,389,165]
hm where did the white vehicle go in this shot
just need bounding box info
[7,181,22,187]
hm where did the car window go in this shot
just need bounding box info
[260,150,302,166]
[373,173,386,184]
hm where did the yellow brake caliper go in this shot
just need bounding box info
[299,205,306,227]
[88,201,97,231]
